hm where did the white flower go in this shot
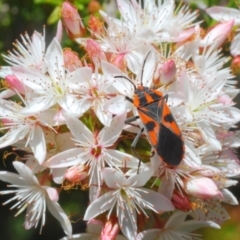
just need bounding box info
[111,0,198,43]
[150,144,201,200]
[45,113,139,201]
[97,12,152,73]
[136,211,220,240]
[0,161,72,236]
[190,201,230,224]
[20,131,75,176]
[11,38,94,117]
[2,30,46,71]
[172,71,240,149]
[70,61,118,126]
[0,99,56,164]
[84,167,175,239]
[200,131,240,177]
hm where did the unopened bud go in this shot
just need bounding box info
[5,74,25,94]
[110,54,126,70]
[185,177,223,199]
[65,165,88,183]
[63,48,82,71]
[61,2,85,40]
[86,39,107,64]
[172,191,192,211]
[153,60,176,86]
[201,20,234,49]
[101,216,120,240]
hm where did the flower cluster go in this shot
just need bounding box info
[0,0,240,239]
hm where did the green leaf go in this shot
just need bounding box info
[34,0,62,5]
[74,2,84,11]
[47,6,61,25]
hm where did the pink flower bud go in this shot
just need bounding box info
[153,60,176,86]
[175,27,196,42]
[172,192,192,211]
[201,20,234,49]
[5,74,25,94]
[101,216,120,240]
[63,48,82,71]
[185,177,223,199]
[85,39,107,64]
[2,118,14,125]
[61,2,85,40]
[65,165,88,183]
[110,54,126,70]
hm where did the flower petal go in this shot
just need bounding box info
[98,112,126,146]
[65,115,94,144]
[46,199,72,237]
[29,125,46,164]
[84,191,115,220]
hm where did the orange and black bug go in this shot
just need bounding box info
[115,57,184,168]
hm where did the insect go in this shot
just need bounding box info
[115,56,184,169]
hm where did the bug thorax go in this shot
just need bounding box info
[133,86,164,107]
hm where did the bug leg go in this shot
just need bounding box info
[131,128,144,173]
[125,116,144,173]
[125,115,140,128]
[163,94,168,102]
[125,96,133,103]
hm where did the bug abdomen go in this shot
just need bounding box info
[155,124,184,166]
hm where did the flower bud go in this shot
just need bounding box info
[201,20,234,49]
[185,177,223,199]
[65,165,88,183]
[5,74,25,94]
[61,2,85,40]
[153,60,176,86]
[172,191,192,211]
[101,216,120,240]
[63,48,82,71]
[110,54,126,70]
[85,39,107,64]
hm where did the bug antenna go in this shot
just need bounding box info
[140,51,151,86]
[114,75,136,91]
